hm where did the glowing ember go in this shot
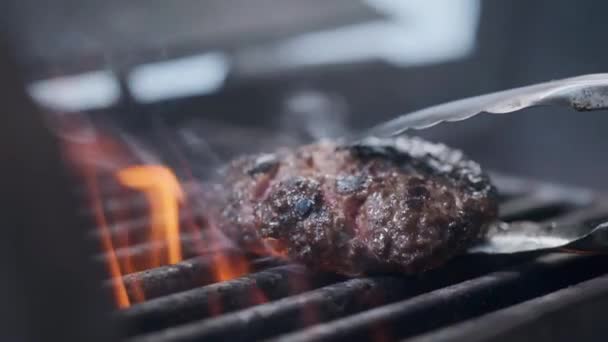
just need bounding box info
[117,165,185,266]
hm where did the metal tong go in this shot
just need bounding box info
[361,73,608,137]
[356,73,608,254]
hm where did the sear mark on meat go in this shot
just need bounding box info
[217,136,498,275]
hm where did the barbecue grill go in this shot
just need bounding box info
[107,173,608,342]
[4,2,608,342]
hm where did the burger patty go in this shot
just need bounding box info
[216,136,498,275]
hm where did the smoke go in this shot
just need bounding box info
[278,89,350,145]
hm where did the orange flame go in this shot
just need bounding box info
[117,165,185,266]
[60,129,134,309]
[213,252,250,282]
[112,205,146,304]
[56,120,194,308]
[57,119,269,310]
[84,165,131,308]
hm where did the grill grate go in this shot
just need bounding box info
[106,173,608,342]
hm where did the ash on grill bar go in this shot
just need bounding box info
[4,1,608,342]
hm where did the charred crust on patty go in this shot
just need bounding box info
[217,136,498,275]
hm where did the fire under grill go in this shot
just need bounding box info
[89,173,608,342]
[5,7,608,338]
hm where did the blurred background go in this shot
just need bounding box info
[3,0,608,189]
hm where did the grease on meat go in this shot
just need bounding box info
[218,137,498,275]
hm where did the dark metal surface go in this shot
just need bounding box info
[128,277,412,342]
[113,254,283,300]
[126,254,531,342]
[119,265,337,336]
[409,273,608,342]
[268,254,608,342]
[94,233,221,271]
[0,40,116,341]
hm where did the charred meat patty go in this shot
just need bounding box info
[217,137,498,275]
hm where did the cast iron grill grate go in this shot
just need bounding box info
[102,173,608,342]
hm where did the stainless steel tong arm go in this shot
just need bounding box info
[363,73,608,138]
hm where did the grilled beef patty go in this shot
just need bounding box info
[217,137,498,275]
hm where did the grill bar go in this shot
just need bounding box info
[88,210,209,246]
[125,253,535,342]
[409,273,608,342]
[126,277,410,342]
[94,232,217,272]
[78,181,207,214]
[108,254,283,301]
[119,265,340,336]
[268,254,608,342]
[545,201,608,226]
[94,225,242,274]
[110,174,608,342]
[498,195,575,222]
[487,173,594,206]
